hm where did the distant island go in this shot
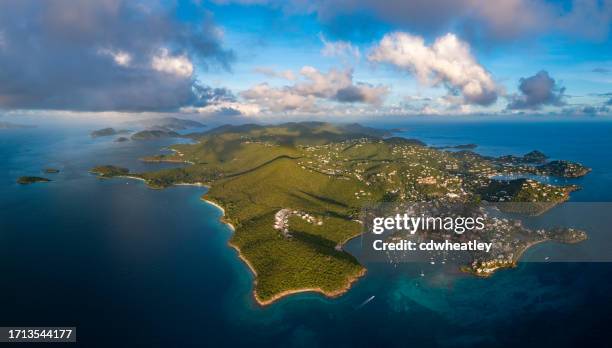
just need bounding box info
[91,117,204,140]
[92,122,590,305]
[434,143,478,150]
[90,127,131,138]
[0,121,35,129]
[17,176,51,184]
[129,117,205,131]
[131,129,180,140]
[43,168,60,174]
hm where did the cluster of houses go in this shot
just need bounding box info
[273,209,324,238]
[471,258,514,275]
[295,138,567,207]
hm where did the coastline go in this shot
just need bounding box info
[201,197,235,232]
[105,174,210,191]
[119,175,148,182]
[467,238,552,278]
[253,267,367,306]
[175,182,208,188]
[512,238,551,264]
[200,195,366,306]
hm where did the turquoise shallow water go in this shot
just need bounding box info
[1,120,612,347]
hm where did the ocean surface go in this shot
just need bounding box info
[1,119,612,347]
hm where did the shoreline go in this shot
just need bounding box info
[200,196,366,306]
[200,197,235,232]
[119,175,147,182]
[512,238,551,264]
[253,267,367,306]
[175,182,209,188]
[467,238,552,278]
[109,174,210,190]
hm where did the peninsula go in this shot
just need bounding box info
[91,122,590,305]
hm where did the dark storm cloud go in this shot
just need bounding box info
[0,0,234,112]
[507,71,566,110]
[335,86,365,103]
[335,84,377,103]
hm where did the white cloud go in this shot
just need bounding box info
[369,32,499,105]
[320,34,360,59]
[254,67,296,80]
[241,83,316,112]
[241,66,388,114]
[295,66,388,104]
[182,101,262,117]
[98,48,132,67]
[151,48,194,78]
[294,66,350,98]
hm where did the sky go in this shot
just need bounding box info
[0,0,611,122]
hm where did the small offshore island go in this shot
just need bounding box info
[91,122,590,305]
[17,176,51,184]
[90,127,131,138]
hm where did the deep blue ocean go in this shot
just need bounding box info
[1,119,612,347]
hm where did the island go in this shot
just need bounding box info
[43,168,60,174]
[90,127,131,138]
[17,176,51,184]
[434,143,478,150]
[92,122,590,305]
[0,121,35,129]
[131,116,205,131]
[92,117,204,140]
[131,130,180,141]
